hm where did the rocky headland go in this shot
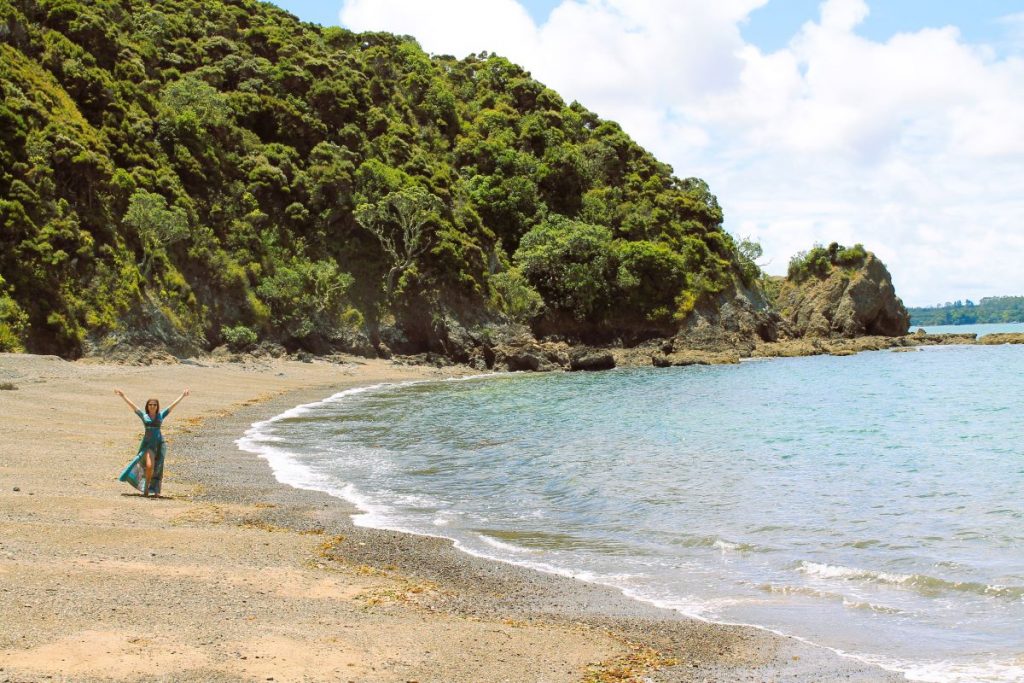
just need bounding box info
[975,332,1024,345]
[412,245,915,372]
[772,252,909,338]
[83,246,1024,373]
[461,246,1023,372]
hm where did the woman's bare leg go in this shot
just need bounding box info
[144,450,154,497]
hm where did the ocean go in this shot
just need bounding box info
[239,338,1024,682]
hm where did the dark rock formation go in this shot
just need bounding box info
[773,254,909,338]
[568,349,616,371]
[83,298,204,363]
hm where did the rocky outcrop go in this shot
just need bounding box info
[568,349,615,371]
[651,350,740,366]
[907,330,977,345]
[774,254,909,338]
[977,333,1024,345]
[753,335,913,358]
[491,335,570,372]
[82,297,205,363]
[672,283,779,354]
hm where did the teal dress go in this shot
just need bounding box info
[118,408,169,495]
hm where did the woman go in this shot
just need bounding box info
[114,387,189,497]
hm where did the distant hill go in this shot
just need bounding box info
[907,297,1024,326]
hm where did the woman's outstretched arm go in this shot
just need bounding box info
[164,387,190,416]
[114,388,141,413]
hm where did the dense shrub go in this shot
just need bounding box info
[833,242,867,267]
[488,268,544,322]
[612,240,688,323]
[221,324,257,351]
[515,216,616,322]
[515,218,694,325]
[0,275,28,352]
[787,242,868,283]
[255,259,357,345]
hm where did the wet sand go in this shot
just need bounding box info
[0,352,902,681]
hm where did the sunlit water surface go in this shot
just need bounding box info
[240,342,1024,682]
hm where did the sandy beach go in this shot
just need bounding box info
[0,352,902,682]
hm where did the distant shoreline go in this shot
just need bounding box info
[907,297,1024,327]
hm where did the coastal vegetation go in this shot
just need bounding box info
[0,0,747,358]
[786,242,868,283]
[908,297,1024,326]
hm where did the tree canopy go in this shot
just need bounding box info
[0,0,746,356]
[908,297,1024,326]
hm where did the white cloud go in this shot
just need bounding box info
[818,0,869,33]
[339,0,1024,306]
[340,0,538,59]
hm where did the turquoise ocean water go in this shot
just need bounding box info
[239,338,1024,682]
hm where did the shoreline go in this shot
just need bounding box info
[200,365,905,681]
[237,374,916,680]
[0,352,903,681]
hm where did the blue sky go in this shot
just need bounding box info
[745,0,1022,53]
[270,1,1023,56]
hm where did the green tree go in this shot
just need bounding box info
[489,268,544,322]
[256,259,356,344]
[514,216,615,321]
[612,240,688,323]
[0,274,28,351]
[123,190,190,278]
[354,186,444,297]
[735,236,763,286]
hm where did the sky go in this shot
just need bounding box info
[269,0,1024,306]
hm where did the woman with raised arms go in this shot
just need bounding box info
[114,387,189,497]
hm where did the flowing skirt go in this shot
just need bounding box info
[118,438,166,495]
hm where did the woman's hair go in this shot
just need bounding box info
[145,398,160,416]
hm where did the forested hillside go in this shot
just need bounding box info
[908,297,1024,326]
[0,0,749,358]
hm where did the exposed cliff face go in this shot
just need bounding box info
[773,254,909,338]
[673,283,780,353]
